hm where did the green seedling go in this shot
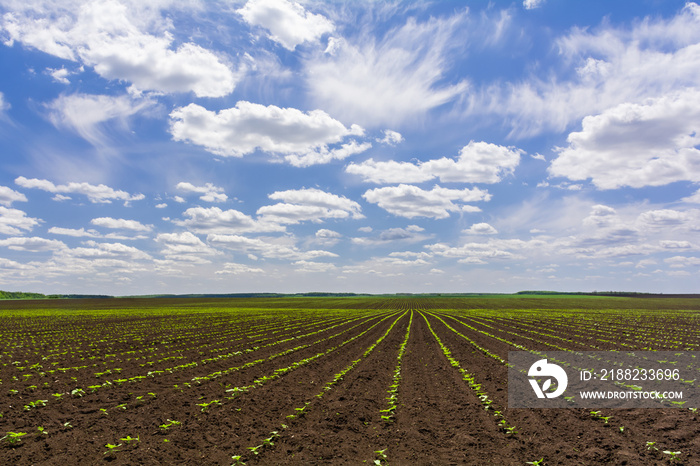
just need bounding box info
[104,443,121,456]
[100,408,109,416]
[663,451,682,462]
[374,448,388,465]
[247,445,262,455]
[2,432,27,446]
[119,435,139,444]
[231,455,245,465]
[197,399,222,412]
[71,388,85,398]
[647,441,658,451]
[37,426,47,435]
[526,459,544,466]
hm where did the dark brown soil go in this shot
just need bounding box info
[0,298,698,465]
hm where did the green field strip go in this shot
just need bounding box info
[419,311,518,437]
[232,311,409,464]
[437,312,697,404]
[0,311,390,422]
[379,309,413,423]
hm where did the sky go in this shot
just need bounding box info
[0,0,699,295]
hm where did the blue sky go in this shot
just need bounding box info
[1,0,699,295]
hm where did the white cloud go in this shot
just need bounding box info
[173,206,284,234]
[0,92,9,113]
[523,0,545,10]
[637,209,688,227]
[549,90,700,189]
[176,182,227,203]
[377,130,403,146]
[352,225,432,246]
[155,231,219,263]
[472,3,700,136]
[237,0,334,51]
[45,93,155,147]
[1,0,237,97]
[346,141,522,184]
[91,217,152,231]
[258,188,363,224]
[315,228,341,246]
[665,256,700,267]
[0,206,40,235]
[362,184,490,219]
[215,262,265,275]
[0,186,27,206]
[0,236,66,252]
[304,12,469,127]
[169,101,365,165]
[293,260,336,273]
[15,176,144,204]
[465,222,498,235]
[64,240,151,260]
[48,226,147,240]
[208,233,337,261]
[284,140,371,167]
[428,238,535,263]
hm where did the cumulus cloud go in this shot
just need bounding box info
[173,206,284,234]
[208,234,337,261]
[15,176,144,204]
[215,262,265,275]
[1,0,237,97]
[237,0,334,51]
[465,222,498,235]
[637,209,689,227]
[377,130,404,145]
[91,217,152,231]
[176,182,227,203]
[257,188,363,225]
[293,260,336,273]
[549,90,700,189]
[315,228,341,246]
[0,236,66,252]
[0,186,27,206]
[284,141,371,167]
[0,206,40,235]
[64,240,151,260]
[362,184,491,219]
[155,231,219,263]
[305,12,469,127]
[48,226,146,240]
[45,93,155,147]
[352,225,432,246]
[169,101,366,165]
[346,141,522,184]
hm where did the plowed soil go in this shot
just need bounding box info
[1,297,699,465]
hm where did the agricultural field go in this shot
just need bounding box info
[1,296,699,465]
